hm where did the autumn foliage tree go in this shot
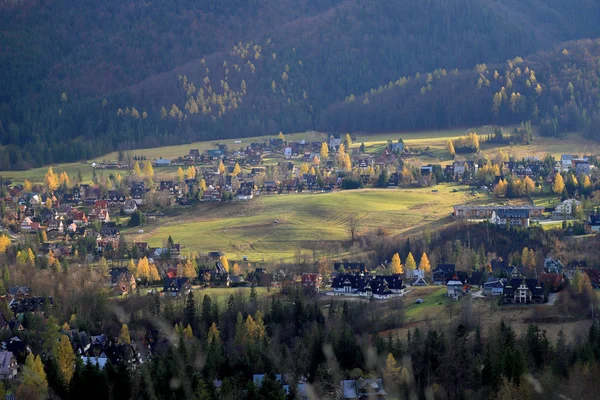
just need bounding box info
[405,252,417,272]
[553,173,565,195]
[419,252,431,274]
[45,167,59,191]
[18,354,47,399]
[320,142,329,160]
[56,334,75,384]
[390,253,403,274]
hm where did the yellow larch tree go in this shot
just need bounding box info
[390,253,403,274]
[320,142,329,160]
[553,173,565,194]
[405,252,417,272]
[419,253,431,274]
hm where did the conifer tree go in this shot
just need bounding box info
[56,335,75,384]
[405,252,417,272]
[553,173,565,195]
[419,252,431,274]
[320,142,329,160]
[390,253,403,274]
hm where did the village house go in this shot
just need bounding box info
[432,264,456,285]
[20,217,40,232]
[329,134,342,150]
[47,219,64,234]
[163,277,191,296]
[585,213,600,233]
[483,279,505,296]
[552,199,581,219]
[110,268,136,295]
[202,188,222,202]
[502,278,545,304]
[341,378,387,399]
[490,208,531,227]
[123,199,138,215]
[446,272,469,298]
[0,351,18,379]
[359,279,392,300]
[300,273,322,293]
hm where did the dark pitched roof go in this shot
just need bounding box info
[110,268,132,285]
[495,208,529,218]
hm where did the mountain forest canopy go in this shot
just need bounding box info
[1,0,600,169]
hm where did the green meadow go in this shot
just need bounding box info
[129,185,489,263]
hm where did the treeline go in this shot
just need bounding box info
[321,39,600,140]
[2,0,600,168]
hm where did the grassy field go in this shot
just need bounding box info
[127,185,491,263]
[193,286,271,306]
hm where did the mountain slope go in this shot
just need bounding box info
[1,0,600,169]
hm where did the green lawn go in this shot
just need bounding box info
[404,287,452,321]
[194,286,271,306]
[129,185,488,263]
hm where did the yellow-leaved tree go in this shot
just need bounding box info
[419,252,431,275]
[405,252,417,272]
[553,173,565,194]
[45,167,59,191]
[233,163,242,176]
[56,335,75,384]
[219,255,230,273]
[133,162,142,175]
[23,179,32,192]
[18,353,48,399]
[143,161,154,178]
[447,140,456,158]
[177,167,185,183]
[390,253,403,274]
[218,160,226,174]
[181,259,197,279]
[320,142,329,160]
[199,178,207,191]
[0,235,10,254]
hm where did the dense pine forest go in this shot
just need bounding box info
[2,0,600,169]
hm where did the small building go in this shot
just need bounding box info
[110,268,136,295]
[585,214,600,233]
[163,277,191,296]
[0,351,18,379]
[446,273,467,298]
[154,158,172,166]
[490,208,530,227]
[503,278,545,304]
[483,280,504,296]
[552,199,581,219]
[300,273,323,293]
[123,200,138,215]
[341,378,387,399]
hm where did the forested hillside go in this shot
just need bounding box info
[1,0,600,169]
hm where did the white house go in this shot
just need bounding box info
[552,199,581,219]
[446,276,465,298]
[560,155,574,171]
[284,147,292,159]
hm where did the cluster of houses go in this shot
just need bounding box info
[325,259,557,305]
